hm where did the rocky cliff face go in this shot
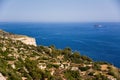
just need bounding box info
[12,36,37,46]
[0,29,37,46]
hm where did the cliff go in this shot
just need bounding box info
[12,36,36,46]
[0,30,120,80]
[0,29,37,46]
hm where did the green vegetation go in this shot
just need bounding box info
[93,62,101,70]
[64,70,81,80]
[79,66,90,71]
[47,64,59,68]
[94,73,109,80]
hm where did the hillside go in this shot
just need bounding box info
[0,30,120,80]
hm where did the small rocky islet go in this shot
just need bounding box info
[0,29,120,80]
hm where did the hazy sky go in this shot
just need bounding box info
[0,0,120,22]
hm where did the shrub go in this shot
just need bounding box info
[108,71,115,76]
[94,73,109,80]
[80,55,92,62]
[64,70,81,80]
[79,66,90,71]
[47,64,59,68]
[93,62,101,70]
[70,52,82,64]
[7,71,22,80]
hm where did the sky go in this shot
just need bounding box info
[0,0,120,22]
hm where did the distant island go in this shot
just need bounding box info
[0,29,120,80]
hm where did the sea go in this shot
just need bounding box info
[0,22,120,68]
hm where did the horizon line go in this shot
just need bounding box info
[0,21,120,23]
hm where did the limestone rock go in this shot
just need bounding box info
[0,73,6,80]
[12,36,37,46]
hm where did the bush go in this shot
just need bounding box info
[1,51,8,56]
[93,62,101,70]
[71,52,81,58]
[94,73,109,80]
[108,71,115,76]
[62,47,72,55]
[5,56,15,61]
[8,71,22,80]
[24,59,43,80]
[47,64,59,68]
[80,55,92,62]
[70,52,82,64]
[64,70,81,80]
[79,66,90,71]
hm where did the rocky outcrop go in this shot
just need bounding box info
[0,29,37,46]
[12,36,37,46]
[0,73,6,80]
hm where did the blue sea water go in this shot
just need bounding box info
[0,22,120,67]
